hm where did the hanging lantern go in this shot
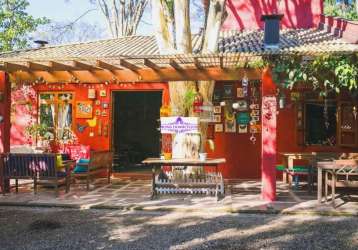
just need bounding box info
[279,92,286,109]
[193,91,204,113]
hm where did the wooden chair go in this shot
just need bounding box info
[72,151,113,191]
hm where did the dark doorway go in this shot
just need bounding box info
[112,91,162,171]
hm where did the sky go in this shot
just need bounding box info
[27,0,203,41]
[27,0,154,38]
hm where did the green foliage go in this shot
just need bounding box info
[0,0,49,52]
[25,123,51,140]
[184,88,196,113]
[270,54,358,93]
[324,0,358,20]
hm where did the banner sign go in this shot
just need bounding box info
[160,116,199,134]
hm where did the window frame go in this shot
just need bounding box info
[38,91,75,141]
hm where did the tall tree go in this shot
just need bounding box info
[96,0,149,37]
[152,0,227,159]
[33,21,106,45]
[0,0,48,52]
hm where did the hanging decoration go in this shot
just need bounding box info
[76,123,87,133]
[193,91,204,113]
[214,124,224,132]
[242,75,249,97]
[225,109,236,133]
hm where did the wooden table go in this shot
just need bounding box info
[280,152,340,192]
[142,158,226,199]
[317,160,358,206]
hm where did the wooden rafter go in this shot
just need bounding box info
[9,67,262,84]
[96,60,120,71]
[4,62,29,72]
[169,59,183,71]
[49,61,75,71]
[119,59,139,71]
[26,62,50,71]
[72,60,98,71]
[143,59,161,71]
[193,58,203,70]
[219,56,224,69]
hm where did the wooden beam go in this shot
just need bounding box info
[49,61,75,71]
[9,67,262,84]
[96,60,120,71]
[72,60,99,71]
[219,56,224,69]
[193,58,203,70]
[26,62,50,71]
[119,59,139,71]
[4,62,29,72]
[169,59,183,71]
[143,59,161,71]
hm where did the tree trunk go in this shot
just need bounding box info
[152,0,176,54]
[152,0,227,164]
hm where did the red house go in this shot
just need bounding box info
[1,0,358,200]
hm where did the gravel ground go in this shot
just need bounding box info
[0,207,357,250]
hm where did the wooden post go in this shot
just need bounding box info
[0,72,10,193]
[261,68,277,201]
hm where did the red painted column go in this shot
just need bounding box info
[261,68,277,201]
[0,72,10,153]
[0,72,11,193]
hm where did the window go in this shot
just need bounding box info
[39,92,74,141]
[304,101,337,146]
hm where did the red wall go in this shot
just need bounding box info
[10,80,357,180]
[222,0,323,30]
[11,82,169,151]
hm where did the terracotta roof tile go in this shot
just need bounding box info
[0,29,357,62]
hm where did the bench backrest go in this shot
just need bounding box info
[2,153,58,178]
[88,151,113,171]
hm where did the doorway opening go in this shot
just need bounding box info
[112,91,162,172]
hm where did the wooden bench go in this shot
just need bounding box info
[1,153,74,196]
[72,151,113,190]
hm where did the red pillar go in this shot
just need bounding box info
[0,72,11,193]
[0,72,10,153]
[261,68,277,201]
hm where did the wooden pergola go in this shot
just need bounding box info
[0,53,263,84]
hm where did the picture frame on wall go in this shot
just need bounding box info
[76,101,93,119]
[223,84,233,99]
[99,89,107,97]
[214,124,223,132]
[213,106,222,114]
[213,89,222,103]
[213,114,221,123]
[102,102,109,109]
[225,118,236,133]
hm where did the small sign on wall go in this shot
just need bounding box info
[160,116,199,134]
[76,101,93,118]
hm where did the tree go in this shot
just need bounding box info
[152,0,227,159]
[0,0,48,52]
[95,0,149,37]
[33,21,107,45]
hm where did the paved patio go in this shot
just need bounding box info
[1,177,357,215]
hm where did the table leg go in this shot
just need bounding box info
[288,157,294,187]
[151,165,156,200]
[283,156,288,183]
[325,171,328,203]
[317,167,322,203]
[308,166,312,194]
[332,171,336,207]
